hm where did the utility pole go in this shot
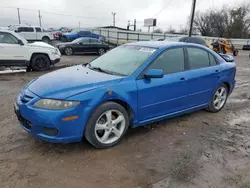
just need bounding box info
[111,12,116,26]
[189,0,197,37]
[17,8,21,24]
[38,10,42,27]
[134,19,136,31]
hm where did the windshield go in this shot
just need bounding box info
[89,45,156,76]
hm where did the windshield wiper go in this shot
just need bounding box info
[88,64,112,75]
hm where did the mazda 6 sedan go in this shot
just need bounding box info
[14,41,236,148]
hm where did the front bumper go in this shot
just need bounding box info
[14,92,90,143]
[51,58,60,65]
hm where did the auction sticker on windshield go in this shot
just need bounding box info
[139,48,156,53]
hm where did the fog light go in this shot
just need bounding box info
[42,127,59,136]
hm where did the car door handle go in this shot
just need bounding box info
[180,77,186,81]
[215,70,219,73]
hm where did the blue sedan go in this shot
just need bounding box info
[14,42,236,148]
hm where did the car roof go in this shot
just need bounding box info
[125,41,205,49]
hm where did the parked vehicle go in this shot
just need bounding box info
[0,30,61,71]
[9,25,54,43]
[242,40,250,50]
[14,41,236,148]
[56,37,110,55]
[212,39,239,56]
[179,36,209,47]
[61,29,105,42]
[53,27,72,40]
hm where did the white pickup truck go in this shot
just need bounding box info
[0,30,61,71]
[9,25,54,43]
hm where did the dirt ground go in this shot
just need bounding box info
[0,52,250,188]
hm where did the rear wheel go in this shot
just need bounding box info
[207,84,228,113]
[42,36,50,43]
[31,54,50,71]
[233,50,238,56]
[64,47,73,56]
[84,102,129,148]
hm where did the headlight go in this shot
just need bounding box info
[58,45,65,49]
[52,48,61,55]
[33,99,80,110]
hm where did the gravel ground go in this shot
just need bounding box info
[0,52,250,188]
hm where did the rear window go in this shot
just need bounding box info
[35,27,42,32]
[187,47,210,69]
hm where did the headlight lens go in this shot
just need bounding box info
[33,99,80,110]
[58,45,65,49]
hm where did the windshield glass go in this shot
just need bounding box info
[89,45,156,76]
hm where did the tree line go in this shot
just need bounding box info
[194,3,250,38]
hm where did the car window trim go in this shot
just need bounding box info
[208,53,219,66]
[137,46,188,80]
[185,46,212,70]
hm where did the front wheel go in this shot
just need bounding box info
[64,47,73,56]
[84,102,129,148]
[98,48,106,56]
[42,37,50,44]
[30,54,50,71]
[207,84,228,113]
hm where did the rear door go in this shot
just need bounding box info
[136,47,190,122]
[17,27,36,40]
[0,32,28,66]
[184,47,221,107]
[89,38,102,53]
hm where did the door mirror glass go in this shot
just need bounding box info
[144,69,164,79]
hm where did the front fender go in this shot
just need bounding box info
[67,78,138,135]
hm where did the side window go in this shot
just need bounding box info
[25,27,34,32]
[187,48,210,69]
[35,27,42,32]
[80,38,91,44]
[209,54,217,66]
[17,27,25,32]
[90,39,100,44]
[149,48,185,74]
[0,32,19,44]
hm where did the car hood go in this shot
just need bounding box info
[27,65,123,99]
[27,42,55,50]
[56,42,72,46]
[63,33,77,37]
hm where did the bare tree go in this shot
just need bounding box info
[193,3,250,38]
[153,28,163,33]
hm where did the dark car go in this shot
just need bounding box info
[56,37,110,55]
[242,41,250,51]
[179,36,208,47]
[61,29,105,42]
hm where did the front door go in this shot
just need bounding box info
[136,47,189,122]
[75,38,92,53]
[184,47,221,108]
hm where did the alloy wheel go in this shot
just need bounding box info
[213,87,228,110]
[94,110,126,144]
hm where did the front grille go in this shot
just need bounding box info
[21,94,34,103]
[20,89,36,104]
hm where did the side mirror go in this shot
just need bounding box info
[15,30,19,33]
[78,42,83,45]
[144,69,164,79]
[18,39,24,46]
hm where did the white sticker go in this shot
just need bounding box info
[139,48,156,53]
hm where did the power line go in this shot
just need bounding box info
[152,0,174,18]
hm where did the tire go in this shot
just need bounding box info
[64,47,73,56]
[42,36,50,44]
[207,83,228,113]
[98,48,106,56]
[84,102,129,149]
[30,54,50,71]
[233,50,238,56]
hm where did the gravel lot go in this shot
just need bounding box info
[0,52,250,188]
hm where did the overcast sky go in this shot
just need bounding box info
[0,0,247,31]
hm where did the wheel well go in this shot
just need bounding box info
[223,82,230,91]
[107,99,134,123]
[30,53,51,64]
[42,36,49,40]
